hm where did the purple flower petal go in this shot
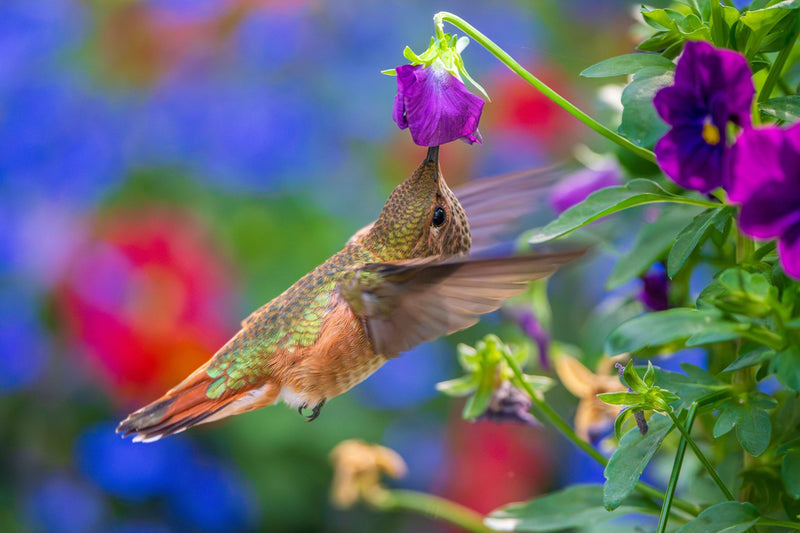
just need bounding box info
[392,64,484,147]
[739,182,800,240]
[653,41,754,193]
[549,166,621,214]
[778,224,800,279]
[727,127,786,202]
[655,125,724,192]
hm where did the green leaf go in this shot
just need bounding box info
[619,67,674,148]
[603,413,673,510]
[606,308,731,356]
[652,366,725,409]
[597,391,646,406]
[740,1,800,34]
[581,53,675,78]
[760,95,800,122]
[771,346,800,391]
[527,179,714,244]
[462,370,495,419]
[668,206,734,277]
[614,408,635,439]
[623,360,647,392]
[736,405,771,457]
[486,484,656,532]
[782,450,800,498]
[436,376,476,397]
[675,502,759,533]
[713,402,741,438]
[722,346,775,372]
[606,205,703,290]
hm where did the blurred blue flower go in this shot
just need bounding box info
[166,459,260,533]
[107,521,175,533]
[559,444,606,485]
[651,348,708,373]
[131,75,331,191]
[353,341,453,410]
[0,286,48,393]
[24,475,107,533]
[234,6,313,73]
[382,415,446,491]
[0,0,88,88]
[0,78,127,208]
[75,422,195,502]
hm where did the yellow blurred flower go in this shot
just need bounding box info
[329,440,407,508]
[555,354,628,441]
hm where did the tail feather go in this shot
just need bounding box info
[117,366,278,442]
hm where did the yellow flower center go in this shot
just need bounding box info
[702,120,721,146]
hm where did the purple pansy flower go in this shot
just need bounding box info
[393,63,484,146]
[653,41,754,193]
[729,125,800,279]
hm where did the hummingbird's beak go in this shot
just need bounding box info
[425,146,440,181]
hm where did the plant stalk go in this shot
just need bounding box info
[368,488,494,533]
[656,404,698,533]
[434,12,658,164]
[502,352,701,516]
[665,409,735,501]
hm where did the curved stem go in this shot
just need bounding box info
[656,404,698,533]
[502,352,701,517]
[665,409,735,501]
[368,489,493,533]
[434,11,657,165]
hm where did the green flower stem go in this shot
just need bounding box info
[757,518,800,530]
[656,404,698,533]
[758,14,800,103]
[433,12,657,164]
[665,408,735,501]
[368,488,494,533]
[502,352,701,517]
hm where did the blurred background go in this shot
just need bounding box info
[0,1,656,532]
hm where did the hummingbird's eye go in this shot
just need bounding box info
[432,205,447,228]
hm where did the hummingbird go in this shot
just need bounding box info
[118,146,583,442]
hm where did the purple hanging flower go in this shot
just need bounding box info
[653,41,754,193]
[729,125,800,279]
[387,33,488,147]
[393,64,484,146]
[515,309,551,369]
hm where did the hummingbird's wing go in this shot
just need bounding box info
[339,250,584,358]
[347,168,562,253]
[455,168,562,256]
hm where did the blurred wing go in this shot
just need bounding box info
[456,168,563,256]
[339,250,584,358]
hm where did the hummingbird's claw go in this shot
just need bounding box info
[297,400,326,422]
[305,400,326,422]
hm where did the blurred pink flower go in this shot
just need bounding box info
[56,209,238,402]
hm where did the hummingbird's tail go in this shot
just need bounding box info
[116,364,279,443]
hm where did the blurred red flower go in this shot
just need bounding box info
[56,209,238,403]
[440,419,553,515]
[484,65,582,157]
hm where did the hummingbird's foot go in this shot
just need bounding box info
[301,400,326,422]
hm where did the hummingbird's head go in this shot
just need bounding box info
[364,147,471,260]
